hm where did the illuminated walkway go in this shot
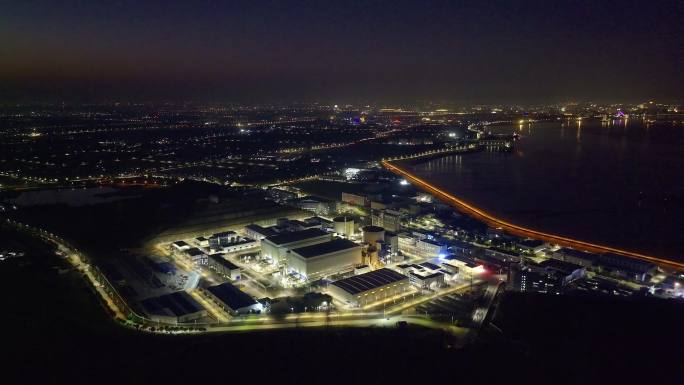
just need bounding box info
[382,160,684,271]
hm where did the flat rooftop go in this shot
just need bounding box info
[557,247,599,260]
[185,247,205,256]
[217,238,256,248]
[141,291,204,317]
[213,231,237,238]
[420,262,441,270]
[330,268,408,295]
[539,259,583,273]
[208,255,240,270]
[418,238,445,247]
[206,282,257,310]
[410,271,444,280]
[265,228,329,246]
[518,239,545,248]
[443,254,479,268]
[598,252,656,273]
[444,254,474,263]
[244,224,278,237]
[291,238,360,259]
[305,216,332,225]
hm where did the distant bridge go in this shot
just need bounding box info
[383,144,479,163]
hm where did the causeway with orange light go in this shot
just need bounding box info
[382,159,684,271]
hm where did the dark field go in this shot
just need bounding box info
[3,223,683,385]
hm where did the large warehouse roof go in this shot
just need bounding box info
[206,282,257,310]
[265,228,328,245]
[244,224,278,237]
[330,268,407,295]
[141,291,204,317]
[291,238,360,259]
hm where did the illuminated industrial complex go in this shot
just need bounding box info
[3,102,684,339]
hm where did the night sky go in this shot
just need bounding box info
[1,0,683,103]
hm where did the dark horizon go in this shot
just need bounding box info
[1,0,683,104]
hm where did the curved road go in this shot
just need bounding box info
[382,160,684,271]
[3,217,473,336]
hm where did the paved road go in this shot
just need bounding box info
[208,313,470,339]
[472,281,502,327]
[382,160,684,270]
[385,281,482,315]
[3,217,475,337]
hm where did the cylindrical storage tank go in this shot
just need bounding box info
[333,216,355,237]
[362,225,385,244]
[364,245,380,267]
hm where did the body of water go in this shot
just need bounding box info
[412,119,684,260]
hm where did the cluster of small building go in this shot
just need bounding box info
[140,279,264,324]
[170,230,260,276]
[262,185,669,296]
[145,172,683,323]
[0,249,25,262]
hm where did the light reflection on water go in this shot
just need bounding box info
[413,119,684,259]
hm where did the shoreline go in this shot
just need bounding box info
[382,159,684,271]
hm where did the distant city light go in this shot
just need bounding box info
[344,168,361,180]
[399,179,409,186]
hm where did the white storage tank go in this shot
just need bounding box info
[333,216,355,237]
[362,225,385,244]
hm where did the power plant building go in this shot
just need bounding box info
[243,224,278,243]
[208,231,239,249]
[371,209,404,232]
[295,196,336,216]
[207,255,241,280]
[286,238,362,279]
[362,225,385,244]
[203,282,263,315]
[385,231,399,254]
[341,192,367,207]
[333,216,355,237]
[261,228,332,263]
[328,268,409,307]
